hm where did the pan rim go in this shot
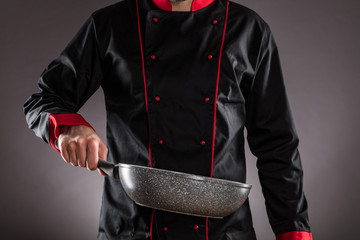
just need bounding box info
[117,163,252,189]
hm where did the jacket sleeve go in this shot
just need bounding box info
[23,13,103,152]
[244,25,312,239]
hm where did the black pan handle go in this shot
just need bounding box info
[97,158,119,179]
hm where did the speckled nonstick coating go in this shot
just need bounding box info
[98,159,251,218]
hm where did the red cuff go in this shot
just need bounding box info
[49,113,94,153]
[276,231,312,240]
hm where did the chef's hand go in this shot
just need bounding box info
[58,125,108,176]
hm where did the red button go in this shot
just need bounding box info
[155,96,160,101]
[207,54,213,60]
[153,17,159,23]
[159,139,164,145]
[151,55,156,60]
[193,225,199,230]
[200,140,206,145]
[212,19,218,25]
[204,97,210,102]
[163,226,168,232]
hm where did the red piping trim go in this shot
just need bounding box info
[136,0,153,168]
[136,0,154,239]
[207,1,229,239]
[211,0,229,182]
[205,220,208,240]
[150,209,154,238]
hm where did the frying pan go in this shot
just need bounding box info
[97,159,251,218]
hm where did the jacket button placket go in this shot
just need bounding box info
[146,12,165,166]
[144,8,222,239]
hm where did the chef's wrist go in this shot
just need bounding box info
[59,125,70,135]
[49,113,95,153]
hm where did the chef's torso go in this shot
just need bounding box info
[94,0,265,239]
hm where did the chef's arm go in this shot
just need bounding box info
[23,13,107,168]
[244,25,312,239]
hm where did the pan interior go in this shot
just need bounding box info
[117,163,252,188]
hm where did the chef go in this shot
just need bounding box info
[23,0,312,239]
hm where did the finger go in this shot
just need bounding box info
[69,142,78,167]
[59,143,70,163]
[97,140,109,176]
[77,140,87,168]
[86,139,98,171]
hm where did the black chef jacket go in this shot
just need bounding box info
[23,0,312,239]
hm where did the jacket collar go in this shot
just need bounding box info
[150,0,216,12]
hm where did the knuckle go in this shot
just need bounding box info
[69,142,77,151]
[76,138,86,147]
[87,138,98,148]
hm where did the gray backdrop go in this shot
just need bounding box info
[1,0,359,239]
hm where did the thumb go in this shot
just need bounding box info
[97,140,109,177]
[97,168,108,177]
[98,140,108,160]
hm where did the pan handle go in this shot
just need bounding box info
[97,158,119,179]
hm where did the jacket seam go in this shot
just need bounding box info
[250,24,270,91]
[89,13,106,85]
